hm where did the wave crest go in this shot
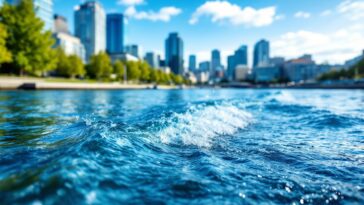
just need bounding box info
[159,104,253,148]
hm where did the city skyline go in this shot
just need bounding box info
[49,0,364,66]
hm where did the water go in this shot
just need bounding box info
[0,89,363,204]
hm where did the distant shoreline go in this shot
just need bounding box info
[1,77,363,90]
[0,77,179,90]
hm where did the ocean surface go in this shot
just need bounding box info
[0,89,363,204]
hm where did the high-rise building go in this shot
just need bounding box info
[5,0,54,31]
[227,55,235,80]
[54,14,69,34]
[165,32,184,75]
[107,14,124,55]
[253,39,270,68]
[234,45,248,66]
[188,55,197,72]
[211,49,221,77]
[144,52,159,68]
[125,45,139,58]
[199,61,210,72]
[74,1,106,61]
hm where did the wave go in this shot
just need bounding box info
[159,103,253,148]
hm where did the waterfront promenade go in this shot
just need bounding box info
[0,77,177,90]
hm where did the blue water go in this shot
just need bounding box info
[0,89,363,204]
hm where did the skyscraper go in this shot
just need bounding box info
[144,52,159,68]
[74,1,106,61]
[165,32,184,75]
[5,0,54,31]
[211,49,221,77]
[188,55,197,72]
[107,14,124,55]
[234,45,248,66]
[253,39,270,68]
[227,55,235,80]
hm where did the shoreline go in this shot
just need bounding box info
[0,77,179,90]
[1,77,363,90]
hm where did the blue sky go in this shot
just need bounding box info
[54,0,364,66]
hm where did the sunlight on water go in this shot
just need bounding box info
[0,89,363,204]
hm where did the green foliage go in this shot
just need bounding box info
[149,68,159,83]
[55,48,85,78]
[170,73,184,85]
[87,52,112,80]
[318,57,364,81]
[68,55,85,78]
[113,60,125,81]
[0,0,57,76]
[139,61,151,82]
[0,23,11,64]
[126,61,141,81]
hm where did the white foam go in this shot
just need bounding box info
[159,104,253,148]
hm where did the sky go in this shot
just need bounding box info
[54,0,364,67]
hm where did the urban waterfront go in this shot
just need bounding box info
[0,89,363,204]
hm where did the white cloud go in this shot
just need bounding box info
[189,1,278,27]
[125,6,182,22]
[337,0,364,20]
[294,11,311,19]
[320,9,332,17]
[118,0,144,6]
[272,25,364,64]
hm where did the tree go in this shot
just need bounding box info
[139,61,151,82]
[55,48,69,77]
[68,55,85,78]
[113,60,125,81]
[126,61,141,81]
[150,69,160,83]
[87,52,112,80]
[0,0,57,76]
[55,48,85,78]
[0,23,11,65]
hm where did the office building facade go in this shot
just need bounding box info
[53,32,86,62]
[188,55,197,72]
[74,1,106,61]
[107,14,124,55]
[234,45,248,66]
[165,32,184,75]
[253,39,270,68]
[211,49,221,76]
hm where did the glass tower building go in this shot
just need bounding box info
[188,55,196,72]
[74,1,106,61]
[211,49,221,77]
[165,32,184,75]
[234,45,248,66]
[5,0,54,31]
[106,13,124,55]
[253,39,270,68]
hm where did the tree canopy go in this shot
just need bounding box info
[0,0,57,76]
[0,23,11,64]
[87,52,112,80]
